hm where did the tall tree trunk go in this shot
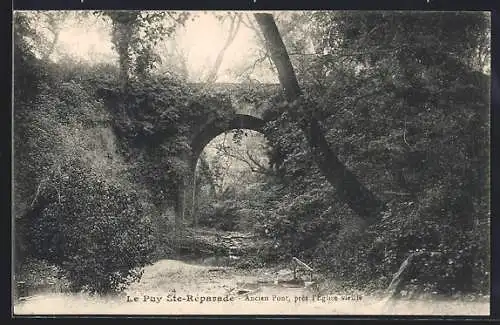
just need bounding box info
[108,12,139,94]
[42,12,67,60]
[254,13,386,224]
[115,24,132,94]
[44,27,60,60]
[205,14,242,85]
[199,153,217,199]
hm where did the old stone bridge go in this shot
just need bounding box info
[175,82,281,223]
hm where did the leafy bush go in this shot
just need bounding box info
[197,200,239,231]
[13,56,178,294]
[150,208,177,259]
[14,68,159,294]
[26,158,157,294]
[15,257,72,297]
[249,12,489,296]
[325,207,490,296]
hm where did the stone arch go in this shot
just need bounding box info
[190,114,267,172]
[177,114,268,222]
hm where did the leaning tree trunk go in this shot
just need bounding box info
[254,13,386,224]
[205,14,242,85]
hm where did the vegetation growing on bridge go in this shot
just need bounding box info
[13,10,490,299]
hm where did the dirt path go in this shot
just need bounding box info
[13,259,489,316]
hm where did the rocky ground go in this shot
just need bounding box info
[14,258,489,316]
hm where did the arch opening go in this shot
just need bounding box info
[189,114,267,172]
[178,114,273,229]
[192,128,271,232]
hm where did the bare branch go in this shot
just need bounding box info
[245,149,269,173]
[31,179,46,208]
[205,13,243,85]
[243,13,266,46]
[42,12,65,60]
[235,54,269,80]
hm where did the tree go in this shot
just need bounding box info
[103,11,141,92]
[155,38,191,81]
[213,132,274,177]
[37,11,94,61]
[204,13,243,85]
[254,13,386,225]
[311,11,490,227]
[41,12,64,60]
[290,11,490,294]
[100,11,190,91]
[197,151,217,198]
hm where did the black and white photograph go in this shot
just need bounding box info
[12,10,491,315]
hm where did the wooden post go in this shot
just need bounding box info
[292,257,315,281]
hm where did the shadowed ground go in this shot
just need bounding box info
[13,259,489,316]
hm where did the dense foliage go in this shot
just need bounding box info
[25,159,157,294]
[245,11,490,295]
[13,11,490,298]
[13,50,159,293]
[98,76,235,210]
[14,12,191,294]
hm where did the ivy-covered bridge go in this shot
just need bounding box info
[175,82,281,223]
